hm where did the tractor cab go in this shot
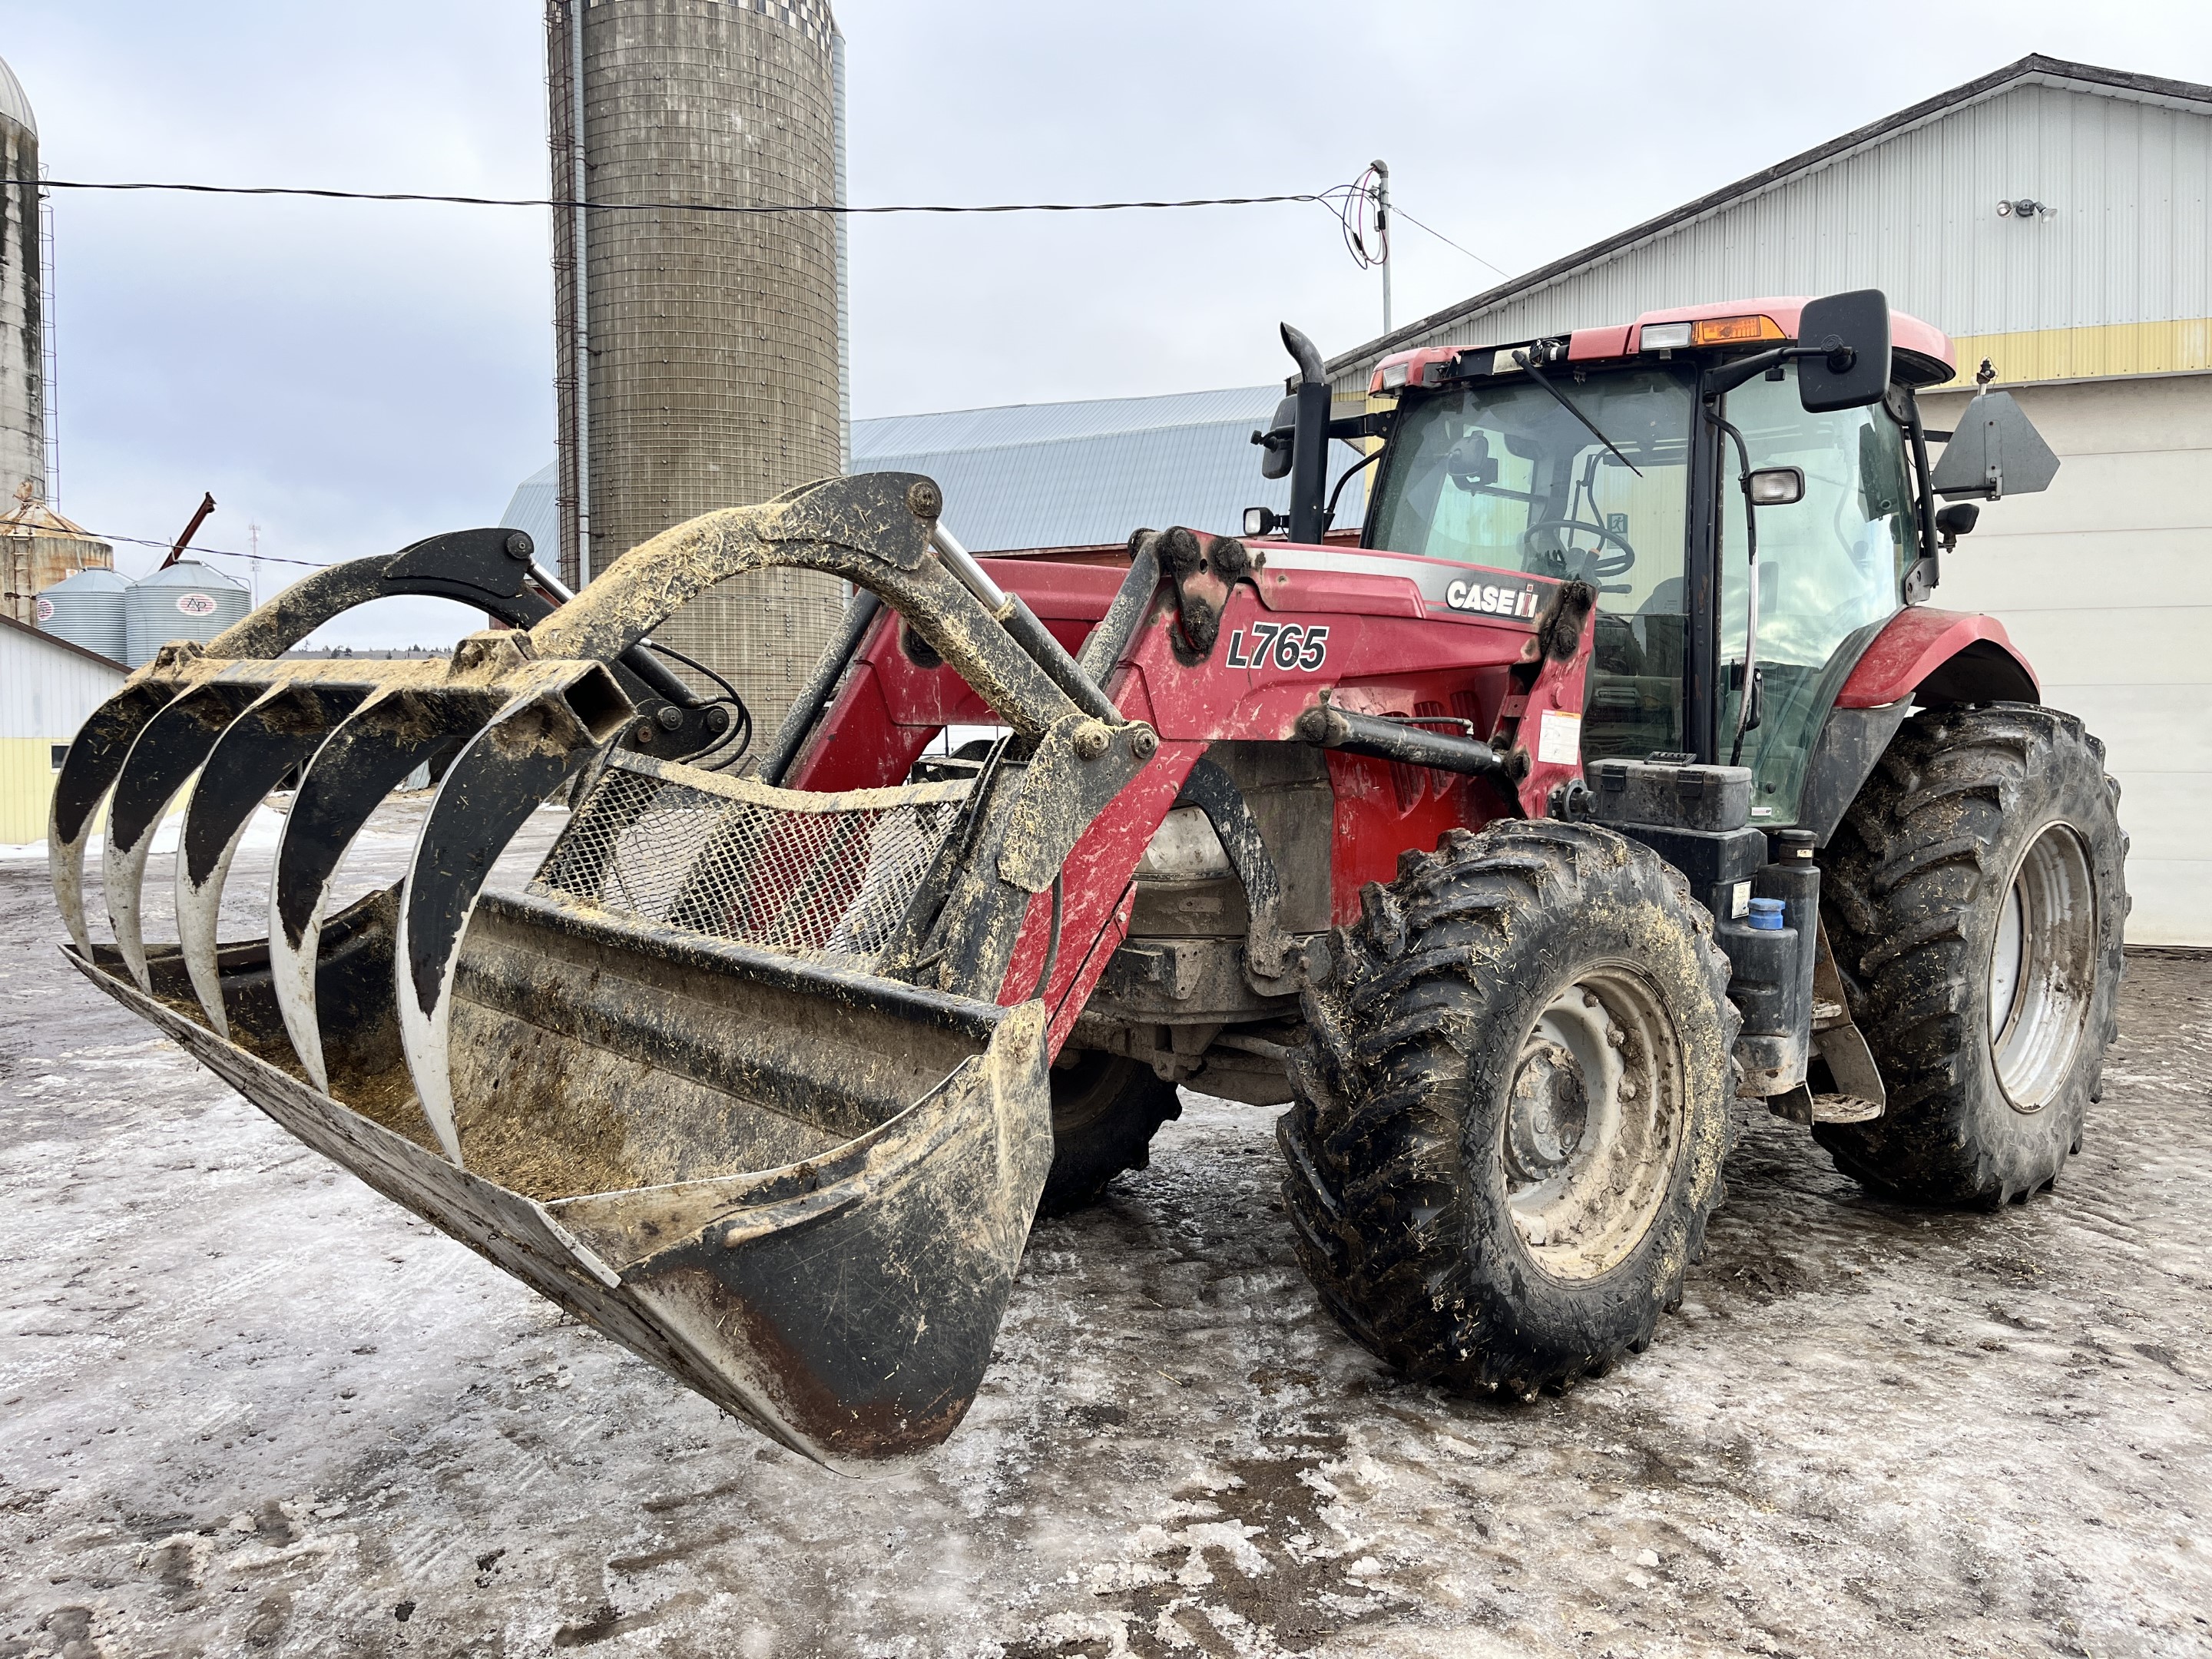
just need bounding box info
[1296,292,2058,829]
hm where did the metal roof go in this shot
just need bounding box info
[0,56,33,138]
[1326,53,2212,383]
[1,609,124,676]
[850,386,1361,551]
[2,494,101,544]
[502,386,1362,558]
[854,387,1287,455]
[497,460,561,561]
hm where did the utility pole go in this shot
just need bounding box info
[1371,158,1392,336]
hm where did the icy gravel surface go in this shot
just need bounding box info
[2,801,2208,1658]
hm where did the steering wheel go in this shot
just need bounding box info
[1521,517,1637,581]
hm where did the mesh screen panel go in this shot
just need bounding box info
[537,756,972,965]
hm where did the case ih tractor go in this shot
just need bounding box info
[51,288,2124,1468]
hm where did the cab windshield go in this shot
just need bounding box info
[1365,367,1695,594]
[1367,367,1697,758]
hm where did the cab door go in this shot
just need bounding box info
[1714,366,1919,826]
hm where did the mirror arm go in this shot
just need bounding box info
[1702,343,1839,398]
[1328,410,1393,442]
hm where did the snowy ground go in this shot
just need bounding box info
[2,802,2208,1658]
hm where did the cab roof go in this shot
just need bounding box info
[1625,296,1954,382]
[1370,298,1955,396]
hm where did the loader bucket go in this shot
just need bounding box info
[71,883,1051,1469]
[53,475,1146,1468]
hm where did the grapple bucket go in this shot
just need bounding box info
[78,876,1051,1469]
[51,475,1151,1467]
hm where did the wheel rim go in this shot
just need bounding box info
[1502,965,1685,1281]
[1988,821,2098,1111]
[1049,1051,1130,1134]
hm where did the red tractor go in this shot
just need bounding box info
[55,288,2124,1467]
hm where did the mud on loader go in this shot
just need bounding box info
[52,288,2126,1468]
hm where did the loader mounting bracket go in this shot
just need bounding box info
[1151,526,1253,660]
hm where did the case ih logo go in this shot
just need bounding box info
[177,593,219,618]
[1445,578,1541,619]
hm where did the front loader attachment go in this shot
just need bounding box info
[52,475,1154,1467]
[81,896,1051,1467]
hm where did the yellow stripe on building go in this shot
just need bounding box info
[1945,318,2212,386]
[0,736,62,845]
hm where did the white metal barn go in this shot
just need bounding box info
[1330,55,2212,945]
[0,613,124,845]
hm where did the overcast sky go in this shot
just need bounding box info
[7,0,2210,646]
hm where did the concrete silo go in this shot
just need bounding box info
[1,56,45,515]
[545,0,849,737]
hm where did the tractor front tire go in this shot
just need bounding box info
[1039,1051,1182,1216]
[1281,820,1739,1396]
[1816,704,2128,1206]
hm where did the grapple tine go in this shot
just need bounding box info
[269,687,499,1091]
[396,683,626,1164]
[103,686,263,993]
[48,684,180,962]
[177,684,370,1038]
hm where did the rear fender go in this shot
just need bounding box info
[1798,608,2040,844]
[1834,608,2037,709]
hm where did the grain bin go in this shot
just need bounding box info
[34,565,129,664]
[125,560,249,667]
[545,0,847,738]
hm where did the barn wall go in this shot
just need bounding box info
[1919,372,2212,945]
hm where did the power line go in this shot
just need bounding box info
[88,528,329,569]
[1391,204,1513,280]
[43,178,1343,216]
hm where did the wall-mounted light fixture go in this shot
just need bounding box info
[1996,198,2050,219]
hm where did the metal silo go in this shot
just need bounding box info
[125,560,250,668]
[34,565,129,664]
[0,56,45,513]
[5,488,114,627]
[545,0,848,738]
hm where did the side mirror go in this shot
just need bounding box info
[1926,390,2061,499]
[1747,466,1804,505]
[1935,502,1980,545]
[1797,289,1892,413]
[1446,432,1498,488]
[1253,393,1299,480]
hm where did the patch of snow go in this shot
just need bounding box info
[0,803,288,863]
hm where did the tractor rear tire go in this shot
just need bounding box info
[1039,1051,1182,1216]
[1814,704,2128,1206]
[1280,819,1739,1396]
